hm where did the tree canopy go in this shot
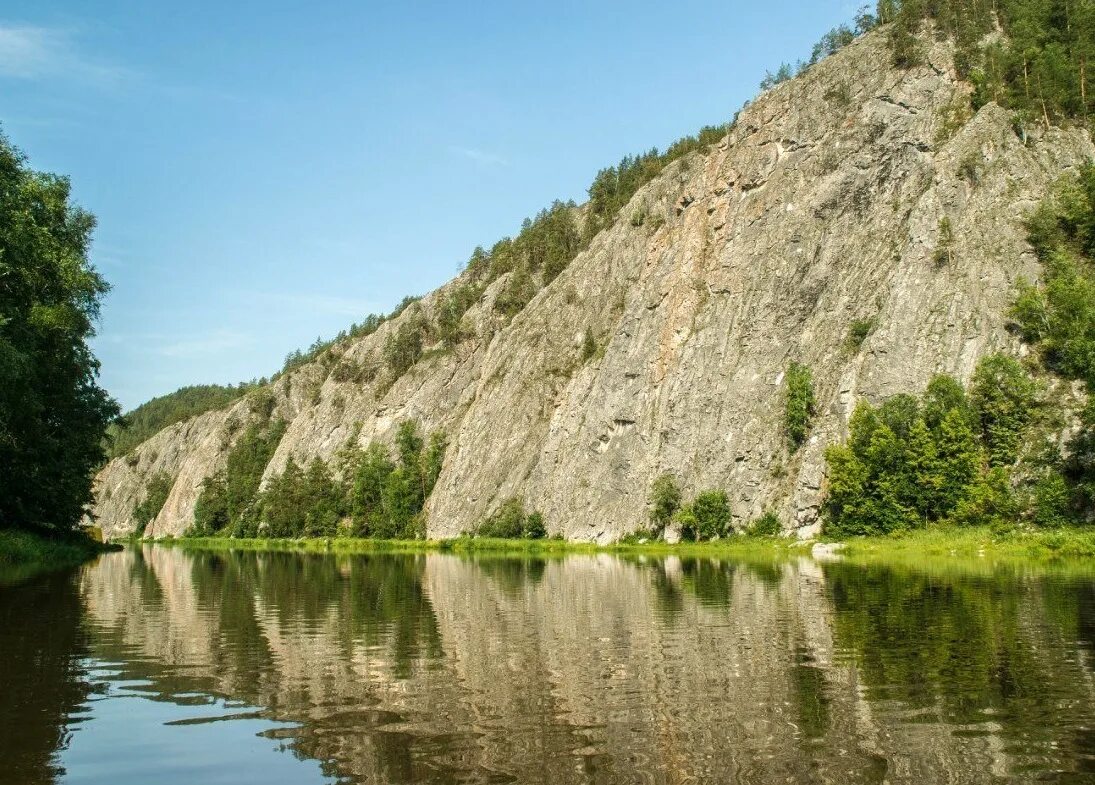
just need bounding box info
[0,132,119,532]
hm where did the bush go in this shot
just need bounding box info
[747,511,782,538]
[933,217,955,267]
[785,362,816,449]
[648,473,682,533]
[675,490,731,541]
[845,318,875,352]
[478,499,526,538]
[524,512,547,539]
[969,354,1037,466]
[581,327,597,361]
[133,473,173,535]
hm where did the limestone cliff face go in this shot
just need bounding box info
[92,29,1094,542]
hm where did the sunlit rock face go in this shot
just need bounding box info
[91,26,1094,542]
[75,549,1095,784]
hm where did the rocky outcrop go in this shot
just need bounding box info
[91,29,1094,542]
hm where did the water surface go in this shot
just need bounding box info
[1,546,1094,784]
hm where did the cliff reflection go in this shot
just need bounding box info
[31,547,1090,784]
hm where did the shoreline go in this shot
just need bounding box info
[0,529,120,586]
[140,524,1095,564]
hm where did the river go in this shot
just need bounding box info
[1,545,1093,783]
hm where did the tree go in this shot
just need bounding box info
[690,490,732,540]
[823,375,986,536]
[524,511,547,539]
[969,354,1037,466]
[423,432,447,497]
[0,132,120,533]
[133,473,173,535]
[785,362,817,449]
[192,473,229,535]
[648,473,682,533]
[107,383,255,458]
[675,490,731,541]
[477,498,527,538]
[581,327,597,361]
[351,443,394,536]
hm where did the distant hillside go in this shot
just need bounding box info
[107,384,255,458]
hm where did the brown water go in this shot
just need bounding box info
[1,545,1094,784]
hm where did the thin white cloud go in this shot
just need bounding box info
[156,330,254,358]
[449,146,509,167]
[0,22,130,85]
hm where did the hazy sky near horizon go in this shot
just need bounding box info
[2,0,856,409]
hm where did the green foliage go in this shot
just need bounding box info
[674,490,732,541]
[824,350,1047,538]
[883,0,1095,125]
[933,216,955,266]
[0,132,120,533]
[1033,471,1072,527]
[261,457,344,538]
[132,472,173,535]
[1012,167,1095,383]
[785,362,817,449]
[107,384,256,458]
[823,370,997,537]
[524,511,547,540]
[1062,400,1095,514]
[436,283,480,347]
[760,63,794,90]
[349,442,394,535]
[1009,166,1095,524]
[382,306,427,382]
[191,417,287,537]
[648,473,682,533]
[582,125,729,242]
[194,419,448,541]
[747,511,783,538]
[845,317,876,352]
[969,354,1038,466]
[581,327,597,362]
[477,497,547,539]
[345,420,444,539]
[950,467,1020,528]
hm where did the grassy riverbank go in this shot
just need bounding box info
[838,525,1095,560]
[156,533,814,559]
[0,529,117,586]
[152,525,1095,564]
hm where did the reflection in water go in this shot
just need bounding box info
[0,572,91,785]
[1,547,1093,784]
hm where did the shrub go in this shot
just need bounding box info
[133,473,173,535]
[785,362,816,449]
[383,309,427,380]
[933,217,955,266]
[648,473,682,533]
[524,512,547,539]
[747,511,782,538]
[676,490,731,541]
[478,498,528,539]
[581,328,597,361]
[969,354,1037,466]
[845,318,875,352]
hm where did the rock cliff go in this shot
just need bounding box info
[91,28,1094,542]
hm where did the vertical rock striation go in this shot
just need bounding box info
[92,30,1094,541]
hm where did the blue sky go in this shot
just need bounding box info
[2,1,857,410]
